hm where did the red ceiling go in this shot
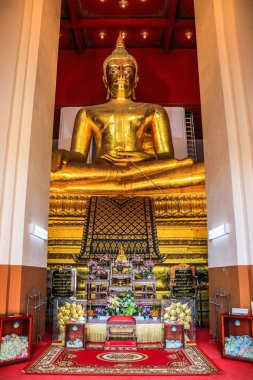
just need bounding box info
[77,0,169,17]
[59,0,196,51]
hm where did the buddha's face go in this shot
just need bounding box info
[105,58,137,99]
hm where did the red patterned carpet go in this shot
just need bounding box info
[1,329,253,379]
[23,345,220,375]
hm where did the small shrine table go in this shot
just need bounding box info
[86,278,109,300]
[133,274,156,299]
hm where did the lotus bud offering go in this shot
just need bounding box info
[57,302,85,333]
[164,302,192,329]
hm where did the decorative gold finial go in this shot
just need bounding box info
[115,32,125,48]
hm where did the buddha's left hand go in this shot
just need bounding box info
[101,151,154,164]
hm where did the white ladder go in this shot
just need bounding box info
[185,112,197,163]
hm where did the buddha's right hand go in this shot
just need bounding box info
[51,149,70,172]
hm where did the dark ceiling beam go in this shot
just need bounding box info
[173,19,195,28]
[163,0,179,52]
[61,18,194,29]
[67,0,84,52]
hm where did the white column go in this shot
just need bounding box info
[195,0,253,269]
[0,0,61,268]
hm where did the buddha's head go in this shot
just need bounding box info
[103,33,139,100]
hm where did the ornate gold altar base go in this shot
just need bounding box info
[48,185,207,299]
[86,322,163,343]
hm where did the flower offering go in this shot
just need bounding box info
[132,256,144,266]
[100,254,110,266]
[106,294,121,315]
[94,306,106,316]
[87,260,98,274]
[137,267,150,278]
[151,309,158,318]
[94,265,107,278]
[57,302,85,333]
[145,260,154,272]
[87,309,94,318]
[120,291,138,316]
[115,260,128,272]
[140,306,152,318]
[163,302,192,329]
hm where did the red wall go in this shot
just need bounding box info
[55,48,200,106]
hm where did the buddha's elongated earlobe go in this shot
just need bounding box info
[106,87,110,100]
[132,76,139,100]
[103,75,110,100]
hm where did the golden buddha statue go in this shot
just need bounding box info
[51,33,205,194]
[115,244,128,263]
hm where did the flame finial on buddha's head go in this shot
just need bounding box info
[115,31,125,48]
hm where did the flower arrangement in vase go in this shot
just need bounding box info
[87,259,98,269]
[120,291,138,316]
[151,309,158,320]
[132,256,144,267]
[106,294,121,315]
[87,301,94,320]
[100,254,110,267]
[87,260,98,277]
[94,306,107,318]
[87,309,94,319]
[137,266,150,278]
[145,260,154,273]
[115,260,128,272]
[151,303,159,320]
[94,265,107,279]
[140,306,151,319]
